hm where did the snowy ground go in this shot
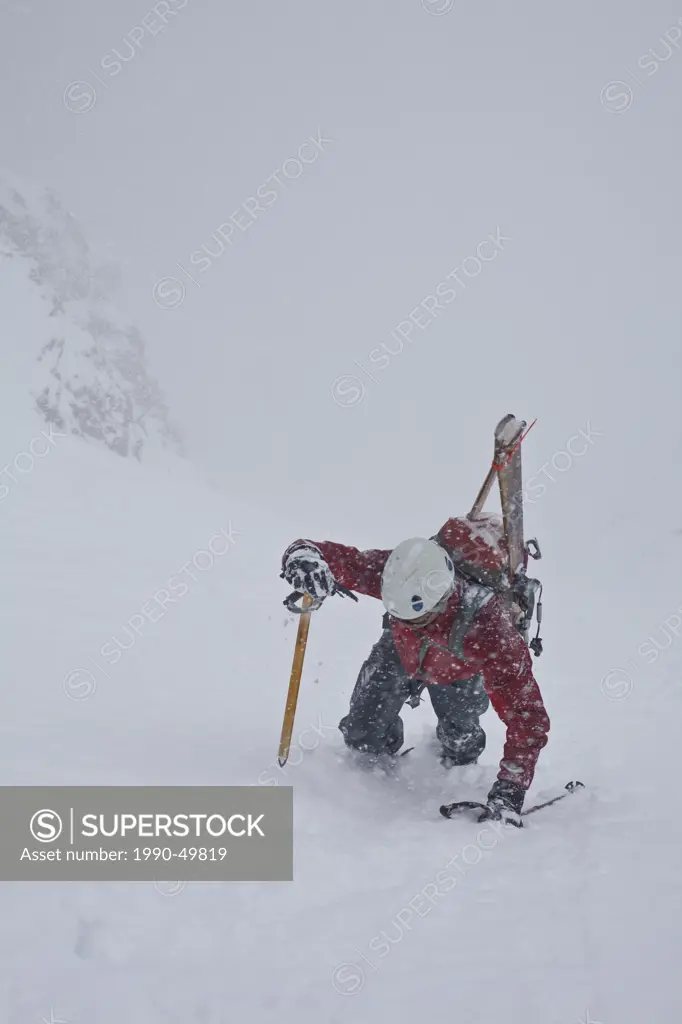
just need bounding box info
[0,416,681,1024]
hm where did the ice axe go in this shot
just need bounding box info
[278,592,314,767]
[278,583,357,767]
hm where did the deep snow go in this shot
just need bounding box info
[0,407,680,1023]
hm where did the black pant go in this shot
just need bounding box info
[338,628,489,763]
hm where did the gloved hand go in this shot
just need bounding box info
[478,778,525,828]
[282,543,337,601]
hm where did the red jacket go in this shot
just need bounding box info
[287,517,550,790]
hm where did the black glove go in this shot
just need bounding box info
[282,543,337,601]
[478,779,525,828]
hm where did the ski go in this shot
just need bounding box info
[439,781,585,823]
[493,414,528,582]
[522,780,585,816]
[492,414,544,652]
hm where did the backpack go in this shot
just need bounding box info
[435,515,544,657]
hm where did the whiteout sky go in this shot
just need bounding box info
[1,0,679,539]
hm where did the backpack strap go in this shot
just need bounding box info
[447,581,495,661]
[413,578,494,680]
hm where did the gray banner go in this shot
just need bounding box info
[0,787,292,881]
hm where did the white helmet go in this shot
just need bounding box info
[380,538,456,621]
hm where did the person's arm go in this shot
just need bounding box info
[282,539,390,600]
[470,595,550,793]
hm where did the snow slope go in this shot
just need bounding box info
[0,394,681,1024]
[1,159,681,1024]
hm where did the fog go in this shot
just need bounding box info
[1,0,677,534]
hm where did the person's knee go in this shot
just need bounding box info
[438,721,486,761]
[339,714,402,755]
[339,714,377,749]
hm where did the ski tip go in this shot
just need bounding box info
[495,415,526,445]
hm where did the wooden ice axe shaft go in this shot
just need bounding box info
[278,592,313,766]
